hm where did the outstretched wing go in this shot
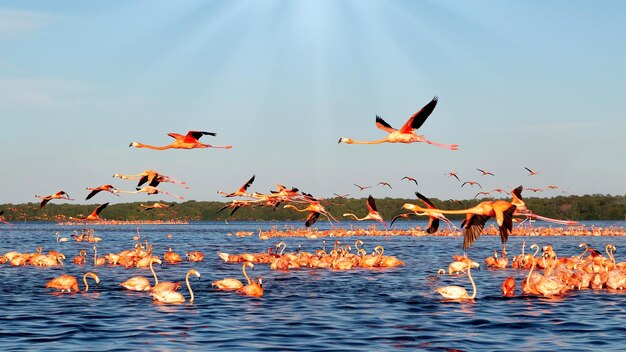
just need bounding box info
[94,202,109,216]
[375,116,396,133]
[366,195,378,212]
[305,212,320,227]
[511,185,524,201]
[414,191,435,209]
[399,96,438,133]
[426,217,440,234]
[186,131,217,140]
[462,214,490,249]
[85,189,101,200]
[240,175,256,192]
[499,205,517,244]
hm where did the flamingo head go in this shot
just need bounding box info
[129,142,140,148]
[258,276,263,287]
[338,137,352,144]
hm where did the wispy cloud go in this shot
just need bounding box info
[0,77,94,109]
[0,9,55,39]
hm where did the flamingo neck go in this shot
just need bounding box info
[344,138,388,145]
[135,143,172,150]
[186,271,194,303]
[468,265,476,299]
[150,261,159,285]
[242,264,251,285]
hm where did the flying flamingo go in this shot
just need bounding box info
[85,184,119,200]
[212,262,254,291]
[378,182,392,189]
[461,181,482,189]
[217,175,256,197]
[353,184,371,191]
[338,96,458,150]
[35,191,74,208]
[524,167,539,176]
[46,272,100,293]
[446,172,460,182]
[476,168,494,176]
[397,192,458,233]
[342,195,388,230]
[474,191,491,198]
[435,258,477,300]
[406,186,528,249]
[150,269,201,304]
[401,176,418,185]
[116,186,184,200]
[70,203,109,221]
[284,193,338,227]
[130,130,232,150]
[139,202,176,211]
[333,193,349,199]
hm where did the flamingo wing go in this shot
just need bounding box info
[305,212,320,227]
[94,202,109,216]
[390,214,409,227]
[367,195,378,212]
[399,96,438,133]
[498,205,517,244]
[511,185,524,201]
[462,214,491,249]
[186,131,216,140]
[375,115,396,133]
[414,191,436,209]
[85,189,101,200]
[426,217,440,234]
[240,175,255,192]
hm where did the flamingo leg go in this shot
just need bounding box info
[424,139,459,150]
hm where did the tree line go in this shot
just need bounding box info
[1,193,625,222]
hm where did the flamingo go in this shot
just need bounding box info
[398,191,458,233]
[212,262,254,290]
[150,269,201,304]
[140,202,176,211]
[217,175,256,197]
[461,181,482,189]
[73,250,87,265]
[85,184,119,200]
[378,182,392,189]
[405,186,527,249]
[186,251,205,262]
[435,258,476,300]
[120,258,162,291]
[476,168,494,176]
[130,130,232,150]
[338,96,458,150]
[401,176,418,185]
[46,272,100,293]
[353,184,371,191]
[446,172,461,182]
[70,203,109,221]
[525,167,539,176]
[93,246,106,266]
[116,186,184,200]
[237,275,263,297]
[501,277,515,297]
[163,247,183,264]
[284,193,338,227]
[35,191,74,208]
[343,195,387,230]
[333,193,350,199]
[474,191,491,198]
[55,232,69,242]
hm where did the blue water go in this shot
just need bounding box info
[1,220,626,351]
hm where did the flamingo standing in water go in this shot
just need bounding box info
[35,191,74,208]
[46,272,100,293]
[237,274,263,297]
[120,258,161,291]
[150,269,201,304]
[338,96,458,150]
[130,130,232,150]
[212,262,254,291]
[70,203,109,221]
[343,195,388,230]
[435,258,477,300]
[405,186,528,249]
[85,185,119,200]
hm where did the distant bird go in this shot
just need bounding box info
[461,181,482,189]
[397,192,457,233]
[338,96,458,150]
[71,203,109,221]
[545,185,560,190]
[129,130,232,150]
[446,172,461,182]
[526,188,543,193]
[378,182,392,189]
[85,184,119,200]
[353,183,371,191]
[217,175,255,198]
[401,176,418,185]
[284,193,337,227]
[447,199,463,205]
[525,167,539,176]
[474,191,491,198]
[140,203,176,212]
[35,191,74,208]
[476,168,494,176]
[333,193,350,199]
[116,186,184,200]
[491,188,507,194]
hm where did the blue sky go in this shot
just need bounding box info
[1,0,624,205]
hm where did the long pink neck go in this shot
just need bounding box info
[345,138,388,145]
[136,143,173,150]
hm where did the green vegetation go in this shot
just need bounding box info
[1,194,625,222]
